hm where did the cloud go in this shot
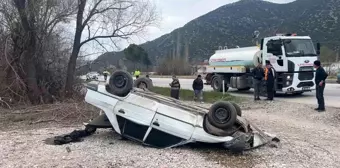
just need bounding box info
[84,0,296,59]
[127,0,295,45]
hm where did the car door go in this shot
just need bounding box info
[113,94,158,142]
[143,104,197,148]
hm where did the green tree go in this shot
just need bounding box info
[124,44,149,70]
[142,55,152,70]
[320,46,336,63]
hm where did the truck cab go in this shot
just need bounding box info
[204,33,320,95]
[260,34,319,94]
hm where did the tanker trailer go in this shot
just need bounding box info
[205,46,262,92]
[205,34,321,95]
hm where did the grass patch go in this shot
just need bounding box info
[152,86,242,103]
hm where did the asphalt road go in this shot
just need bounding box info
[148,77,340,108]
[84,75,340,108]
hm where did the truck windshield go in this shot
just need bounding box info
[283,39,317,57]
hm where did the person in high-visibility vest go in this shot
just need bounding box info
[264,60,276,101]
[134,70,140,78]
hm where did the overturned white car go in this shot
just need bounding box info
[83,70,278,153]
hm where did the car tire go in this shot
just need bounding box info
[203,115,238,136]
[231,102,242,116]
[207,101,237,129]
[134,77,153,90]
[108,70,133,97]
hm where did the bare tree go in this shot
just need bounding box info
[0,0,76,104]
[64,0,158,96]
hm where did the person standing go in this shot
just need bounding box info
[192,75,204,103]
[169,75,180,99]
[314,60,328,112]
[134,70,140,79]
[146,74,152,82]
[264,61,276,101]
[252,63,264,100]
[103,71,109,81]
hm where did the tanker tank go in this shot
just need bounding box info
[209,46,262,68]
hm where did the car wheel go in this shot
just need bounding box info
[108,70,133,97]
[133,77,153,90]
[207,101,237,129]
[203,115,238,136]
[231,102,242,116]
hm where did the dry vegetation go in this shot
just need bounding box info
[0,0,157,110]
[0,101,100,131]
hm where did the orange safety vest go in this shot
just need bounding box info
[264,68,268,81]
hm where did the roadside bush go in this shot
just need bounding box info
[151,86,241,103]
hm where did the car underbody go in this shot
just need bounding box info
[53,70,280,154]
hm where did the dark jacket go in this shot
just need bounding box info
[192,78,204,90]
[315,67,328,85]
[252,67,264,80]
[265,67,276,82]
[170,79,180,89]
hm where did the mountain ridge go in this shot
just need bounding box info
[88,0,340,72]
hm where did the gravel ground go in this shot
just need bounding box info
[0,99,340,168]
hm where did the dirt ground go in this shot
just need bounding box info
[0,99,339,168]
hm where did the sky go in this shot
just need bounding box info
[142,0,295,44]
[83,0,296,60]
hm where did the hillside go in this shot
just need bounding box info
[89,0,340,72]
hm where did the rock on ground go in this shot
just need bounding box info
[0,99,340,168]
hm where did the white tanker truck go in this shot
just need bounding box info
[204,33,321,95]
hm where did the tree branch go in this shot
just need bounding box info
[81,0,104,28]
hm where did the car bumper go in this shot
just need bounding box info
[223,123,279,153]
[282,86,315,93]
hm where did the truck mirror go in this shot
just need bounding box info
[316,43,321,55]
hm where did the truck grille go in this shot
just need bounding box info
[297,81,314,88]
[298,66,314,81]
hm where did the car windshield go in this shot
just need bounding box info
[283,39,317,57]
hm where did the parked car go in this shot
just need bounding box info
[86,72,99,81]
[337,71,340,84]
[83,70,278,153]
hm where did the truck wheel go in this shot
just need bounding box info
[133,77,153,90]
[212,76,229,92]
[231,102,242,116]
[108,70,133,97]
[207,101,237,129]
